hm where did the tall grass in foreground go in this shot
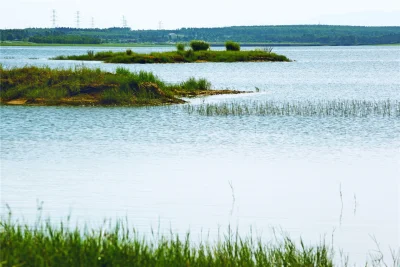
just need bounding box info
[183,100,400,117]
[0,216,334,267]
[1,215,399,267]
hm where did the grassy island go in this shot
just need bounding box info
[53,40,290,64]
[0,66,243,106]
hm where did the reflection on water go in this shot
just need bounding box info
[0,46,399,264]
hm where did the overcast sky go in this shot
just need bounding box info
[1,0,400,29]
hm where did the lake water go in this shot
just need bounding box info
[1,46,399,264]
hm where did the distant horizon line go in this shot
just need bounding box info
[2,24,400,31]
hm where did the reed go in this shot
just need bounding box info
[183,99,400,117]
[0,215,335,267]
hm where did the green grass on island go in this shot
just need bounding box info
[0,66,243,106]
[0,215,335,267]
[52,40,291,64]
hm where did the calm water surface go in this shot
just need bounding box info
[0,46,399,264]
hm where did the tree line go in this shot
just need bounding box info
[1,25,399,45]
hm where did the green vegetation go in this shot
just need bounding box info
[1,25,399,45]
[28,35,101,44]
[0,66,241,106]
[180,77,211,90]
[190,40,210,51]
[0,216,335,267]
[225,41,240,51]
[126,49,133,55]
[1,209,399,267]
[0,41,173,47]
[176,43,185,51]
[53,47,290,64]
[183,100,400,117]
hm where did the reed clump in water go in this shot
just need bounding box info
[184,100,400,117]
[0,215,334,267]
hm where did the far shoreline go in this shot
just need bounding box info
[1,41,399,47]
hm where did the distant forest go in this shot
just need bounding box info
[1,25,399,45]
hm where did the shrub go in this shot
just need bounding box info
[190,40,210,51]
[225,41,240,51]
[126,49,133,55]
[176,43,185,52]
[264,46,274,53]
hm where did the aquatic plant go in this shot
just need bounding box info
[2,212,398,266]
[190,40,210,51]
[183,100,400,117]
[225,41,240,51]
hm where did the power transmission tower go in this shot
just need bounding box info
[91,17,95,28]
[75,11,80,28]
[51,10,57,28]
[122,16,128,28]
[158,21,163,30]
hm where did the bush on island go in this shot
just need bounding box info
[190,40,210,51]
[176,43,185,52]
[225,41,240,51]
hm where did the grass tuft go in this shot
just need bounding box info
[180,77,211,91]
